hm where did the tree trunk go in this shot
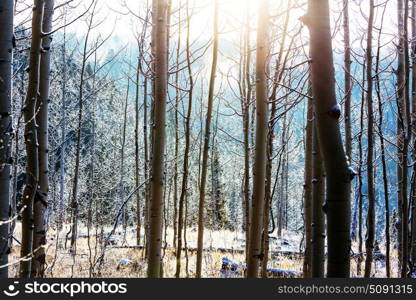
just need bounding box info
[143,76,149,255]
[172,6,181,249]
[411,0,416,273]
[364,0,375,278]
[356,57,366,276]
[176,2,193,278]
[304,0,352,277]
[135,57,141,246]
[70,6,95,255]
[20,0,45,278]
[261,3,291,278]
[261,124,273,279]
[0,0,13,279]
[302,89,313,278]
[343,0,352,162]
[58,20,67,232]
[311,114,325,278]
[120,77,129,232]
[86,61,97,277]
[402,0,411,278]
[397,0,410,277]
[369,2,390,277]
[241,5,252,260]
[196,0,219,278]
[246,0,269,278]
[375,8,390,275]
[277,113,288,237]
[147,0,168,278]
[32,0,54,278]
[10,70,24,262]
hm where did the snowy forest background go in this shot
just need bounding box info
[0,0,414,278]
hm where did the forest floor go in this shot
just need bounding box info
[8,223,397,278]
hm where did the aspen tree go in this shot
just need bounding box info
[304,0,352,277]
[135,56,141,246]
[411,0,416,273]
[20,0,45,278]
[343,0,352,161]
[0,0,13,279]
[262,1,291,277]
[32,0,54,278]
[357,60,366,276]
[402,0,411,278]
[172,1,182,250]
[246,0,269,278]
[241,4,252,260]
[311,116,325,278]
[364,0,375,278]
[70,1,98,255]
[147,0,168,278]
[375,3,390,276]
[58,14,67,232]
[397,0,410,277]
[175,1,194,278]
[196,0,219,278]
[303,89,313,278]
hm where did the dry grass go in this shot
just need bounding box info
[7,222,397,278]
[9,222,254,278]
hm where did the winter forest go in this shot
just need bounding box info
[0,0,416,279]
